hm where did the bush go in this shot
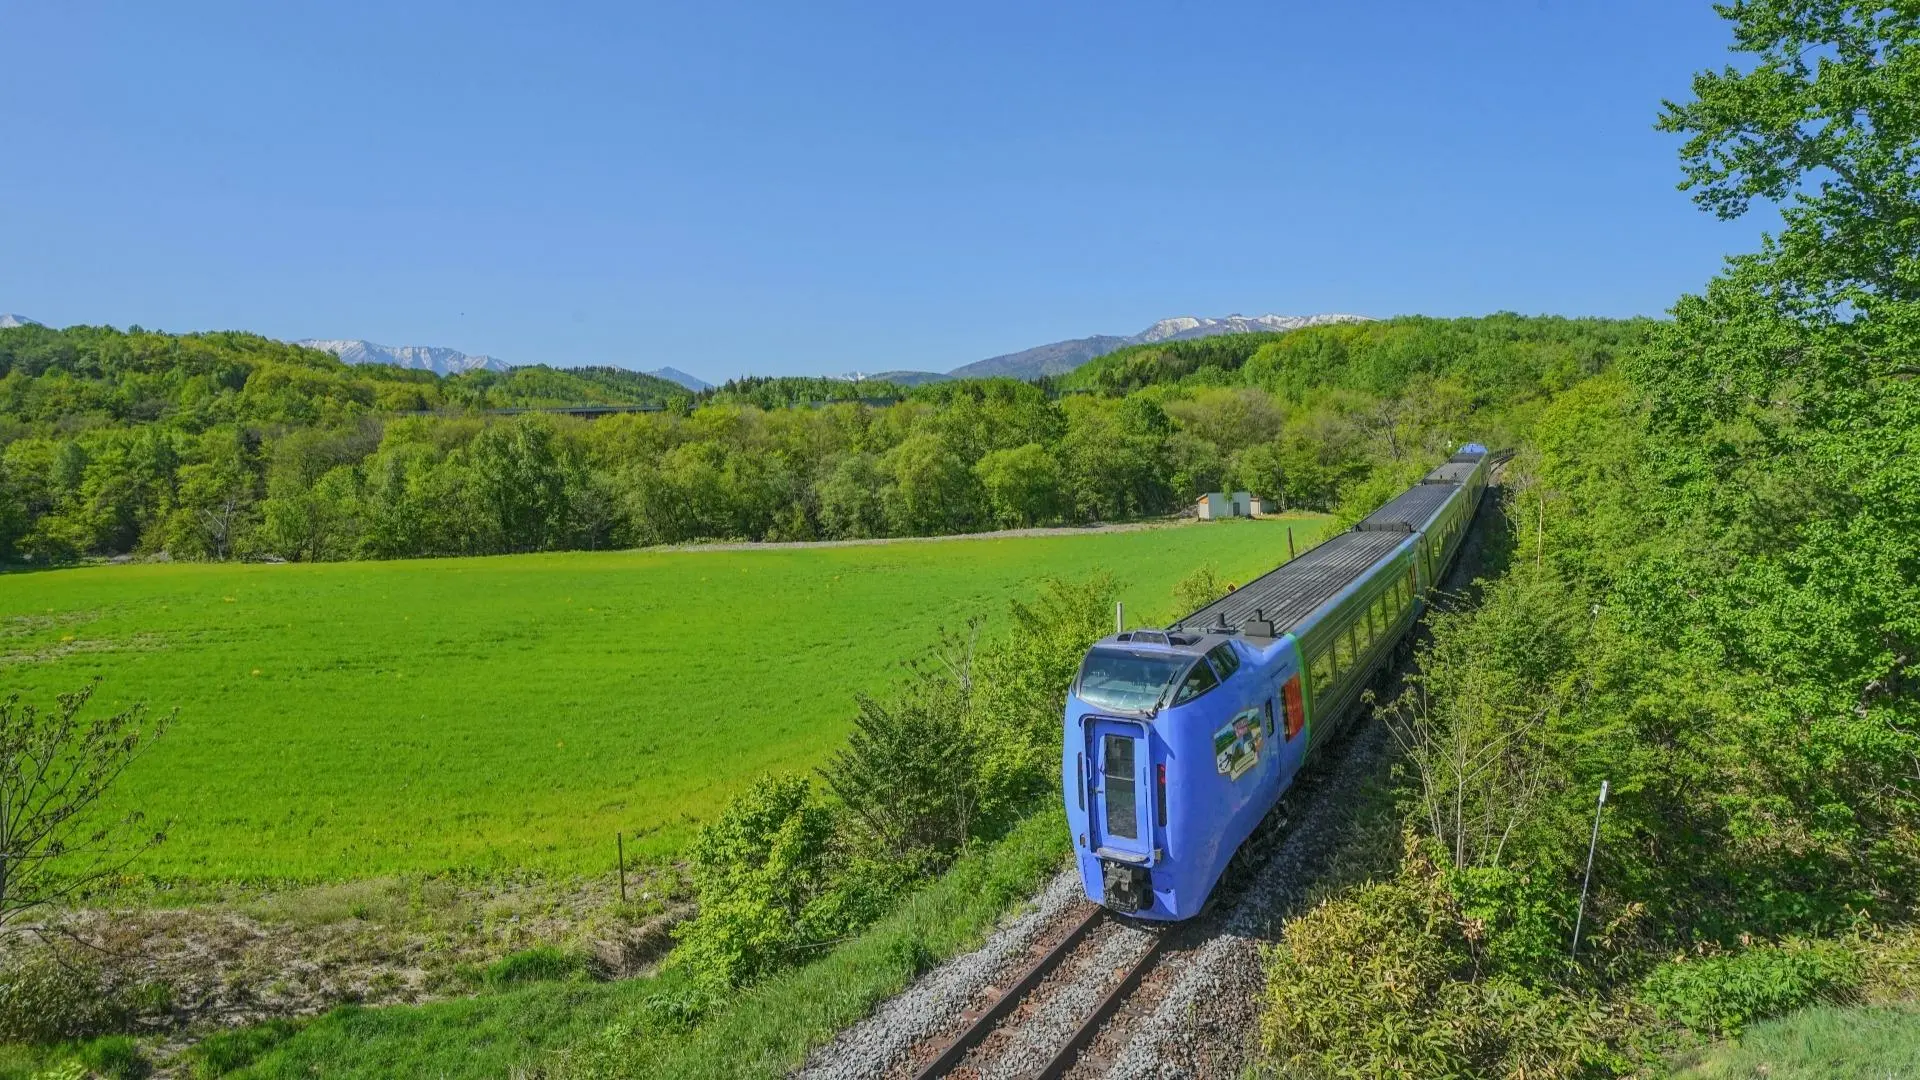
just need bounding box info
[0,950,122,1044]
[1638,940,1858,1037]
[670,775,900,990]
[484,946,588,988]
[1260,836,1633,1079]
[822,665,981,869]
[1171,563,1228,616]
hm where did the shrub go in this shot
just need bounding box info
[1638,940,1858,1037]
[0,949,122,1044]
[1171,563,1228,616]
[971,572,1116,829]
[670,775,899,990]
[485,946,588,988]
[1260,836,1632,1079]
[821,665,981,869]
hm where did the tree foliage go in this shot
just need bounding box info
[0,316,1636,564]
[1273,4,1920,1068]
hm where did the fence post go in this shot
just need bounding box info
[1571,779,1609,959]
[1288,527,1295,560]
[1116,601,1124,634]
[617,832,627,904]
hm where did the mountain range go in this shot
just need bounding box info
[5,311,1365,387]
[296,339,512,376]
[295,338,712,391]
[927,313,1367,382]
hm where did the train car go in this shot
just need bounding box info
[1061,445,1490,919]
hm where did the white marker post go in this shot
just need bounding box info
[1571,779,1609,960]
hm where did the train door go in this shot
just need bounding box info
[1088,719,1152,863]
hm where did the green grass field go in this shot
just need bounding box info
[1,518,1322,885]
[1674,1003,1920,1079]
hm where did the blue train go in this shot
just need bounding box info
[1061,445,1490,919]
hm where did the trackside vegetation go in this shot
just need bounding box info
[1254,3,1920,1075]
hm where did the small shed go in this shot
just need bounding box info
[1198,492,1262,520]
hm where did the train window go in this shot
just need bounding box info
[1102,735,1138,840]
[1311,648,1333,691]
[1076,648,1190,712]
[1332,627,1352,675]
[1172,657,1220,704]
[1206,644,1241,680]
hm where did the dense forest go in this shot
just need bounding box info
[1255,4,1920,1075]
[0,315,1649,564]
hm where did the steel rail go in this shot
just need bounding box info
[909,903,1106,1080]
[1026,929,1167,1080]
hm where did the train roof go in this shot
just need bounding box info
[1423,460,1480,485]
[1097,629,1232,656]
[1174,529,1408,637]
[1354,483,1457,534]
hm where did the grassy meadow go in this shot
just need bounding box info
[1674,1003,1920,1079]
[1,517,1322,886]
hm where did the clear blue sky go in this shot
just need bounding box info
[2,1,1761,380]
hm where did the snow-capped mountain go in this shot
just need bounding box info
[1135,313,1364,343]
[0,313,42,329]
[946,312,1368,381]
[296,339,512,375]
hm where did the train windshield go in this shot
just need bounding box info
[1076,648,1192,712]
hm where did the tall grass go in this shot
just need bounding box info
[1674,1004,1920,1080]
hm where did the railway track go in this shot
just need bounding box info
[903,904,1163,1080]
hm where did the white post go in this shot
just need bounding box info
[1571,779,1609,960]
[1115,601,1124,634]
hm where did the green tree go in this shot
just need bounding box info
[973,442,1062,528]
[883,433,978,535]
[816,452,887,539]
[165,428,257,560]
[468,416,570,552]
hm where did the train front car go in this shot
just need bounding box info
[1062,626,1308,920]
[1062,442,1494,920]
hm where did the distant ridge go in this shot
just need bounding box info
[297,339,511,376]
[647,366,712,392]
[0,313,42,329]
[944,313,1367,381]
